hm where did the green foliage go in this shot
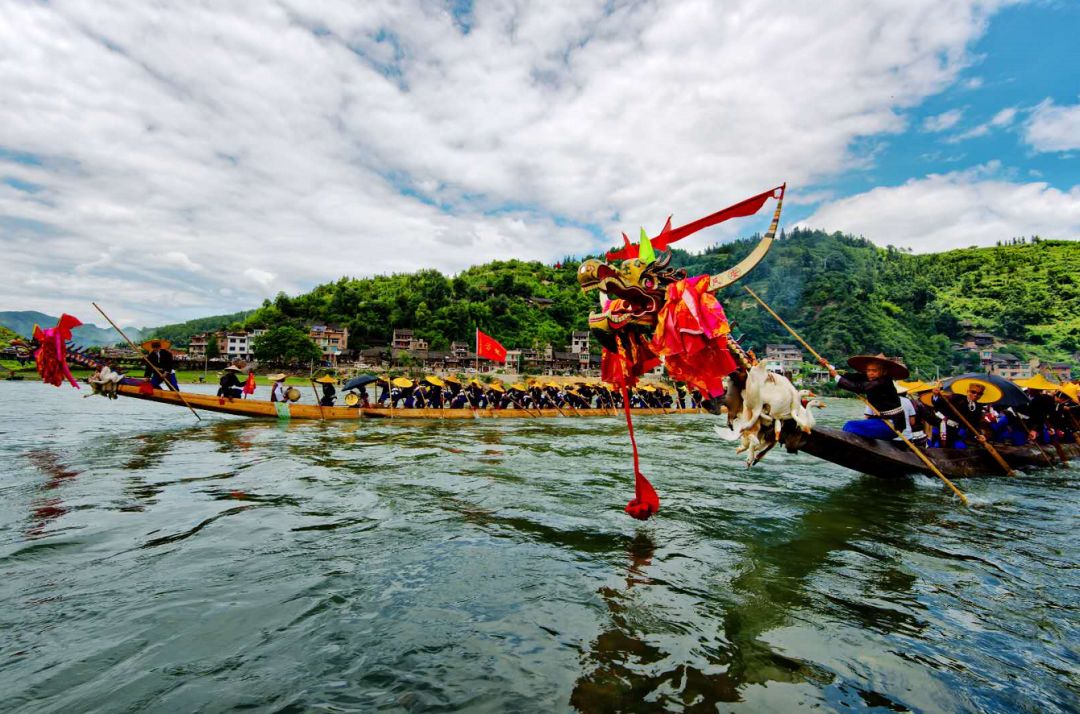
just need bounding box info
[147,310,252,346]
[0,325,19,348]
[252,326,322,365]
[237,259,595,354]
[205,337,221,360]
[671,230,1079,377]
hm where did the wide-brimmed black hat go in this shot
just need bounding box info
[846,353,909,380]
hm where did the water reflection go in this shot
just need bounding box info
[24,449,81,538]
[571,478,928,710]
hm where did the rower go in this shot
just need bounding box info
[268,373,287,403]
[218,365,244,399]
[820,352,908,440]
[930,378,998,448]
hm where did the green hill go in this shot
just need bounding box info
[106,232,1078,377]
[144,310,254,346]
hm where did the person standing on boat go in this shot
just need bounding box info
[143,339,178,389]
[314,375,337,406]
[820,353,908,439]
[218,365,244,399]
[268,373,287,403]
[930,378,995,448]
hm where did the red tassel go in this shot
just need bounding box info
[621,386,659,520]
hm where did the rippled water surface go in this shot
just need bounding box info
[1,382,1077,712]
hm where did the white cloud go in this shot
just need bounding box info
[0,0,1019,323]
[923,109,964,132]
[1024,98,1080,152]
[796,164,1080,251]
[944,105,1016,143]
[990,107,1017,126]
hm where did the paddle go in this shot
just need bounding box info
[1012,413,1059,468]
[743,286,968,505]
[92,302,201,421]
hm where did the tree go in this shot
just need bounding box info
[205,337,221,361]
[252,326,321,366]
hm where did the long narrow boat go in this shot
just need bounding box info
[782,425,1079,479]
[111,384,702,419]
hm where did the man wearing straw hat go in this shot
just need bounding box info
[143,339,178,389]
[217,365,244,399]
[268,373,288,403]
[931,378,998,448]
[822,353,909,439]
[314,375,337,406]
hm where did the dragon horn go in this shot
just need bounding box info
[707,184,785,291]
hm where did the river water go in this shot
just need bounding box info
[1,381,1077,712]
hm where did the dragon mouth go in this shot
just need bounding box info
[590,282,662,329]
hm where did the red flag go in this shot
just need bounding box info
[476,329,507,363]
[605,185,784,261]
[242,371,256,396]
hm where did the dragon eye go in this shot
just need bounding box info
[643,278,655,289]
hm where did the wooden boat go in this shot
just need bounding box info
[112,384,702,420]
[782,425,1080,479]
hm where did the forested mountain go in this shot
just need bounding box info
[136,231,1077,377]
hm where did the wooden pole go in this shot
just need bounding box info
[92,302,201,421]
[1015,413,1058,468]
[310,379,326,420]
[741,287,968,505]
[936,394,1016,476]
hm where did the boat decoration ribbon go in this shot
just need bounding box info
[32,314,84,389]
[579,185,785,519]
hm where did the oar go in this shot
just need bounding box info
[506,392,540,418]
[309,379,326,420]
[743,286,968,505]
[92,302,201,421]
[1013,413,1057,468]
[933,391,1015,476]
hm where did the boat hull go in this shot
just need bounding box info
[112,384,701,420]
[782,425,1079,479]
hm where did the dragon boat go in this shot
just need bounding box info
[781,424,1079,479]
[109,383,703,420]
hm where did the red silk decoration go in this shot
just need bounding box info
[621,386,659,520]
[242,372,256,395]
[606,186,782,262]
[33,314,83,388]
[476,329,507,363]
[652,275,738,397]
[600,334,660,389]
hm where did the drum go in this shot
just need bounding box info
[285,387,301,402]
[344,392,360,407]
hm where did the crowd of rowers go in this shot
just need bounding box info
[822,353,1080,448]
[259,373,711,410]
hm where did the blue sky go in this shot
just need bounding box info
[0,0,1077,326]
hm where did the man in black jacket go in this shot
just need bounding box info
[820,352,908,440]
[931,379,993,448]
[217,365,244,399]
[144,339,178,389]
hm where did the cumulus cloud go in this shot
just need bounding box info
[1024,98,1080,152]
[0,0,1020,323]
[796,164,1080,251]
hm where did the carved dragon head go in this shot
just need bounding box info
[577,252,686,337]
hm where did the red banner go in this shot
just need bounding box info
[476,329,507,363]
[606,185,784,261]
